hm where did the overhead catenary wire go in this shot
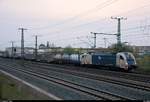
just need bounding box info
[30,0,150,32]
[38,25,150,48]
[7,0,148,49]
[3,1,150,49]
[123,36,150,45]
[31,17,150,42]
[26,2,150,43]
[29,1,150,35]
[30,0,120,30]
[30,27,148,49]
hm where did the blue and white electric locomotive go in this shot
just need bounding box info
[80,52,137,71]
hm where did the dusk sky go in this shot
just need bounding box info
[0,0,150,50]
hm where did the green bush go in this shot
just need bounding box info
[109,43,133,53]
[137,55,150,73]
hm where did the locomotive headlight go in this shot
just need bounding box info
[124,62,128,70]
[126,63,128,67]
[125,65,128,69]
[134,61,137,65]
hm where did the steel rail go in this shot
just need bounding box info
[0,63,126,100]
[23,61,150,92]
[1,59,150,100]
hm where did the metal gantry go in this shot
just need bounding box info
[91,17,127,48]
[91,32,117,48]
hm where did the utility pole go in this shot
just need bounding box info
[91,32,117,48]
[103,38,107,48]
[19,28,27,59]
[10,41,15,58]
[47,41,49,48]
[93,33,96,48]
[111,17,127,45]
[33,35,41,60]
[35,35,38,60]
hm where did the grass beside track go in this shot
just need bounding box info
[0,72,49,100]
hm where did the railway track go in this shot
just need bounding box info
[2,58,150,83]
[20,61,150,92]
[1,59,150,100]
[2,59,150,92]
[0,63,127,100]
[25,60,150,83]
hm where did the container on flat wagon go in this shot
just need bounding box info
[70,54,80,65]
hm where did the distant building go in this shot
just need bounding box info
[39,44,46,49]
[5,47,34,57]
[39,42,56,49]
[132,46,150,55]
[0,51,5,57]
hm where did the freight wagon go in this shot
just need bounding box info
[53,54,80,65]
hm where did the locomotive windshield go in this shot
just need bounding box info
[124,53,134,60]
[124,53,136,65]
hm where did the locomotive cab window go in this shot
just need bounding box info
[82,55,84,58]
[120,56,124,60]
[125,53,134,60]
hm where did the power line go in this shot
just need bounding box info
[38,21,147,41]
[30,0,119,30]
[30,1,150,33]
[40,18,150,39]
[123,33,150,38]
[49,35,87,44]
[3,2,150,49]
[24,1,150,42]
[113,2,150,17]
[32,15,150,40]
[123,37,150,46]
[76,37,93,48]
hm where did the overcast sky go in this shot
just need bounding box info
[0,0,150,50]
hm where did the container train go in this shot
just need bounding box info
[52,52,137,71]
[0,50,137,72]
